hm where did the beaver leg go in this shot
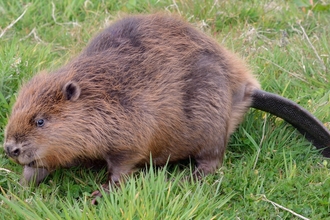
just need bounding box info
[91,155,138,204]
[193,139,226,179]
[20,166,50,186]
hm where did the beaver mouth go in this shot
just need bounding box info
[26,159,47,169]
[27,160,36,167]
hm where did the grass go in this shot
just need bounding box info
[0,0,330,219]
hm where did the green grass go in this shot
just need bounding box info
[1,0,330,219]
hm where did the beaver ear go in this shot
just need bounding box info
[63,81,81,101]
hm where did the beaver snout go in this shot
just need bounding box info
[4,143,21,158]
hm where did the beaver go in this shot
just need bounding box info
[4,14,330,201]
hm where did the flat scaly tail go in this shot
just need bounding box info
[251,89,330,157]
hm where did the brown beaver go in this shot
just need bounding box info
[4,14,330,201]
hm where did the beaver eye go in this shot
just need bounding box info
[36,119,45,127]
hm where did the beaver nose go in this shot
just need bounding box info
[4,144,21,158]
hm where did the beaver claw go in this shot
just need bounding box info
[90,184,110,205]
[91,190,102,205]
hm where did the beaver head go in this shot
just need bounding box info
[3,67,110,171]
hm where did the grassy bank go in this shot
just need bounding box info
[0,0,329,219]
